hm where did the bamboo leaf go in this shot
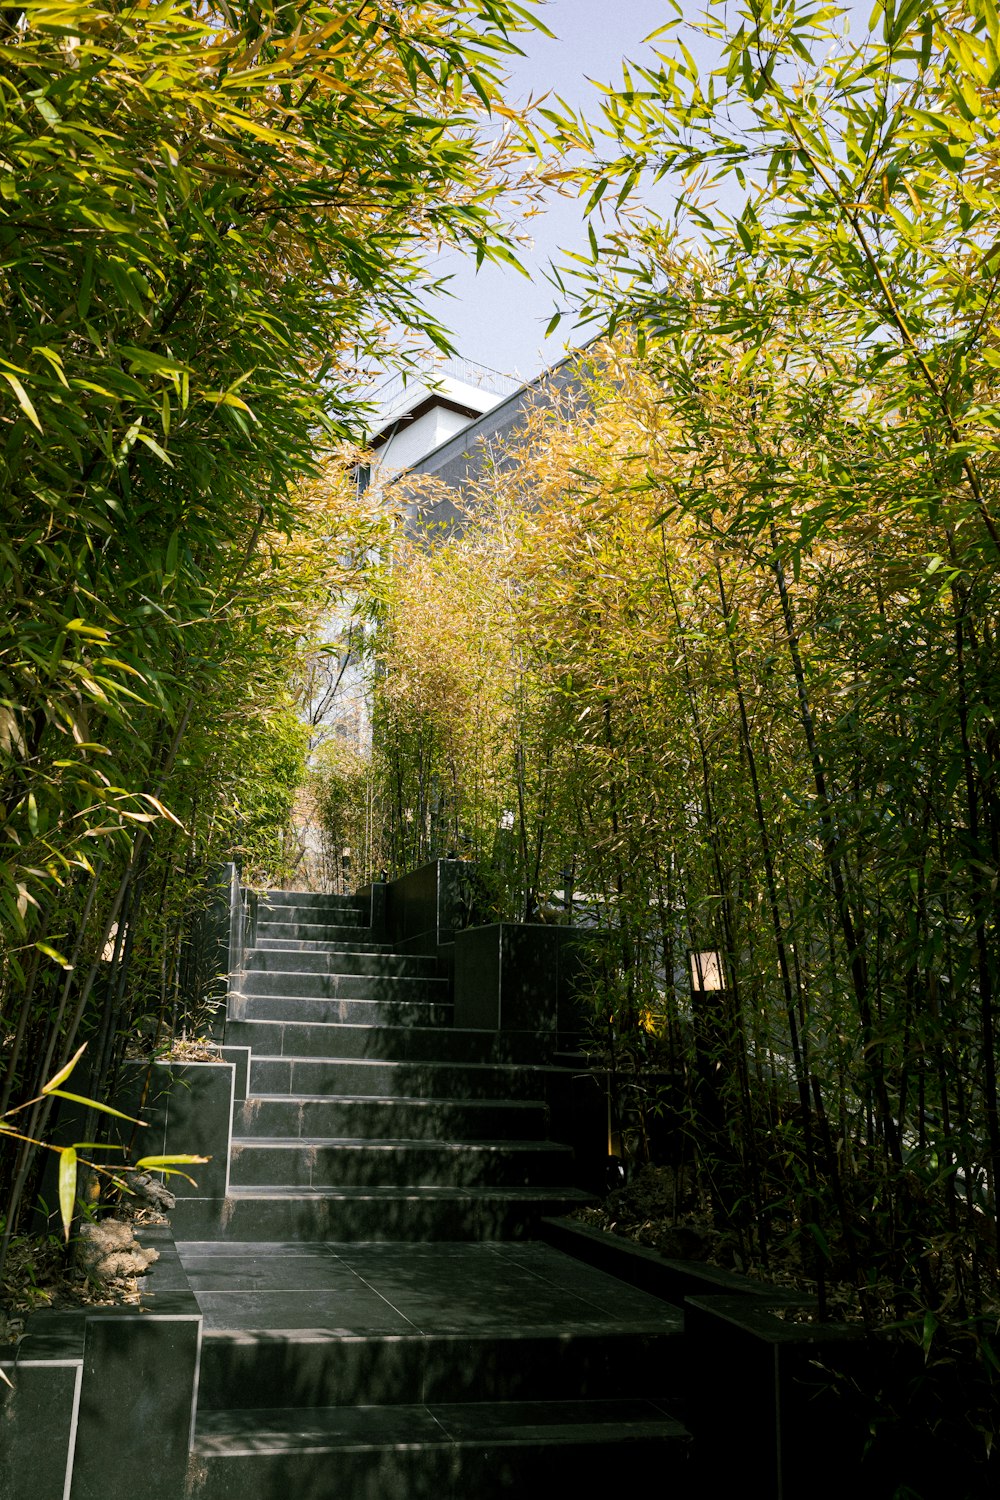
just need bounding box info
[42,1044,88,1093]
[47,1090,146,1126]
[35,942,74,972]
[58,1147,77,1242]
[132,1154,210,1168]
[0,370,42,431]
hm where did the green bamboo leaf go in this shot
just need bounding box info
[133,1154,210,1168]
[42,1043,88,1092]
[136,430,173,465]
[58,1147,77,1242]
[65,619,110,640]
[135,1165,199,1185]
[735,218,755,253]
[0,370,42,432]
[35,941,74,971]
[927,138,966,172]
[47,1089,146,1126]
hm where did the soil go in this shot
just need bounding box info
[0,1204,166,1345]
[124,1037,224,1063]
[159,1038,224,1063]
[572,1163,936,1325]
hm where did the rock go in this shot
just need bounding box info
[606,1164,681,1223]
[125,1171,176,1212]
[75,1219,159,1281]
[653,1223,712,1261]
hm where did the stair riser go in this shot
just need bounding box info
[188,1434,689,1500]
[198,1329,682,1410]
[226,1021,549,1065]
[228,1143,573,1189]
[240,972,447,1001]
[180,1191,588,1244]
[254,921,372,944]
[231,996,453,1028]
[234,1098,549,1141]
[261,891,368,912]
[254,938,393,955]
[248,1058,548,1099]
[245,951,435,977]
[183,888,695,1499]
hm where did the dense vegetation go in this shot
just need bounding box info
[5,0,1000,1469]
[324,0,1000,1461]
[0,0,541,1273]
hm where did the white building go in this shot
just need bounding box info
[294,351,586,886]
[365,358,519,483]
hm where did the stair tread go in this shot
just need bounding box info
[250,1055,560,1069]
[242,972,445,983]
[236,994,447,1006]
[251,941,395,950]
[249,942,402,951]
[223,1184,592,1200]
[234,1021,542,1038]
[194,1398,687,1455]
[231,1137,570,1150]
[244,1093,542,1106]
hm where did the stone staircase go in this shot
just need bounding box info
[178,889,692,1497]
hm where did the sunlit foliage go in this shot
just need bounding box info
[0,0,544,1261]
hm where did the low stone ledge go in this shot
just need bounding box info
[0,1221,201,1500]
[0,1311,84,1500]
[684,1293,867,1497]
[539,1215,805,1305]
[114,1060,236,1237]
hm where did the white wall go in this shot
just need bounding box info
[374,405,473,475]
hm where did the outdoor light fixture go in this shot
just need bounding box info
[688,949,725,992]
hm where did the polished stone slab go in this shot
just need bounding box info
[194,1288,415,1333]
[177,1240,683,1338]
[195,1397,680,1453]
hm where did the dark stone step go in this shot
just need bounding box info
[247,1056,557,1100]
[245,950,436,977]
[180,1240,684,1405]
[254,920,372,943]
[197,1325,680,1407]
[228,1138,574,1189]
[254,937,394,955]
[261,890,368,913]
[239,971,447,1001]
[189,1400,691,1498]
[225,1019,552,1065]
[174,1185,593,1243]
[231,995,453,1029]
[234,1095,549,1141]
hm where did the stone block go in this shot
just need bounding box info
[0,1321,83,1500]
[684,1294,867,1497]
[453,923,595,1033]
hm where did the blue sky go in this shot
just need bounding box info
[419,0,872,381]
[421,0,678,381]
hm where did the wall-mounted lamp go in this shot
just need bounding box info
[688,949,725,993]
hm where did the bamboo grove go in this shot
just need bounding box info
[0,0,544,1273]
[358,332,1000,1333]
[334,0,1000,1359]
